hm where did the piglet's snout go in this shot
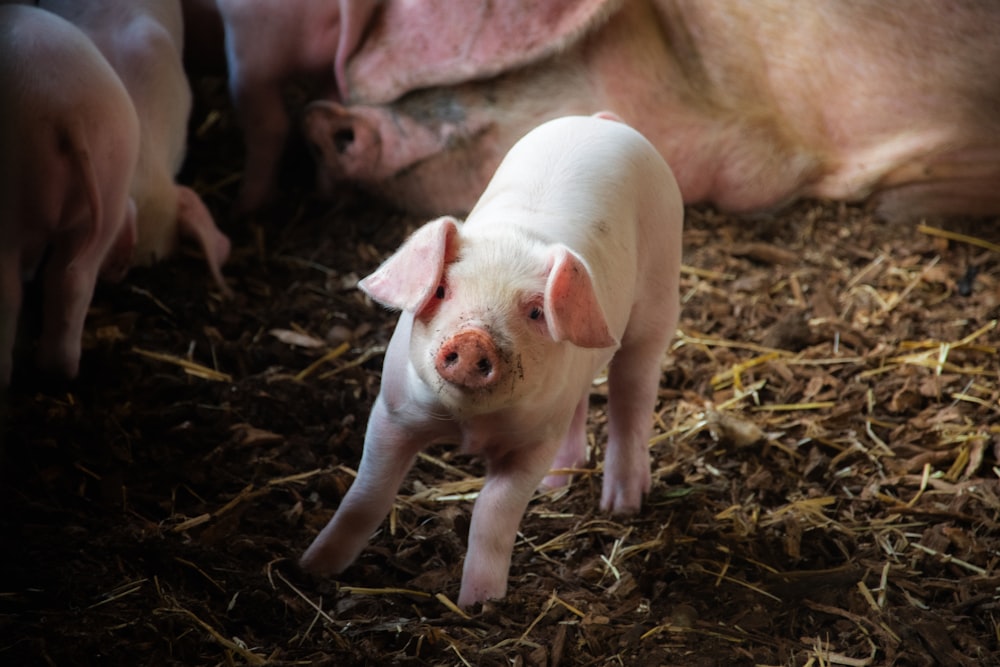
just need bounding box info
[435,329,501,389]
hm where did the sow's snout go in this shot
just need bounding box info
[434,328,502,389]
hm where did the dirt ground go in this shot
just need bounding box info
[2,77,999,667]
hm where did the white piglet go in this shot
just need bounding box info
[0,5,140,385]
[301,114,683,607]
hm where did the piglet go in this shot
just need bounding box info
[40,0,230,293]
[300,114,683,607]
[212,0,380,212]
[0,4,140,385]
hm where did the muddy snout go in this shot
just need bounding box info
[435,329,502,389]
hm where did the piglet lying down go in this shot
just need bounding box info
[300,114,683,608]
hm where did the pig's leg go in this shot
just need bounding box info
[233,83,289,213]
[601,343,662,515]
[873,146,1000,220]
[175,185,232,295]
[36,239,100,378]
[299,395,426,575]
[217,1,284,211]
[540,393,589,490]
[98,198,137,283]
[0,250,21,386]
[459,444,555,607]
[34,121,136,377]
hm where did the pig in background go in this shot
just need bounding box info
[300,114,684,607]
[205,0,381,213]
[0,5,140,386]
[0,0,232,386]
[39,0,231,294]
[190,0,1000,221]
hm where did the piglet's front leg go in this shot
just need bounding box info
[459,442,558,608]
[300,396,426,576]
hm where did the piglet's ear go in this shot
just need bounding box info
[358,216,460,312]
[543,246,618,349]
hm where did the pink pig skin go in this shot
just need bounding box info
[190,0,602,212]
[0,5,140,385]
[300,115,683,608]
[213,0,380,213]
[307,0,1000,221]
[39,0,231,294]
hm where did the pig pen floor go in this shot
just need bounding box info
[3,84,1000,667]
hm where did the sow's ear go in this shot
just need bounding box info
[358,216,460,312]
[543,246,618,349]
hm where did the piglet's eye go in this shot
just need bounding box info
[529,306,543,320]
[435,285,446,299]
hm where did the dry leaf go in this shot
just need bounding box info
[269,328,326,349]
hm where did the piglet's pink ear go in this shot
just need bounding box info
[543,246,618,349]
[358,216,460,312]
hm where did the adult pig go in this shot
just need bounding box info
[0,4,139,385]
[40,0,230,292]
[196,0,618,211]
[306,0,1000,220]
[300,115,683,607]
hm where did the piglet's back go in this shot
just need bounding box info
[468,115,679,245]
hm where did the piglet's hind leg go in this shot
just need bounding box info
[601,343,663,515]
[176,185,231,295]
[540,393,589,491]
[36,241,99,379]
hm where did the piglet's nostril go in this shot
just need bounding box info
[476,358,493,376]
[443,351,458,365]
